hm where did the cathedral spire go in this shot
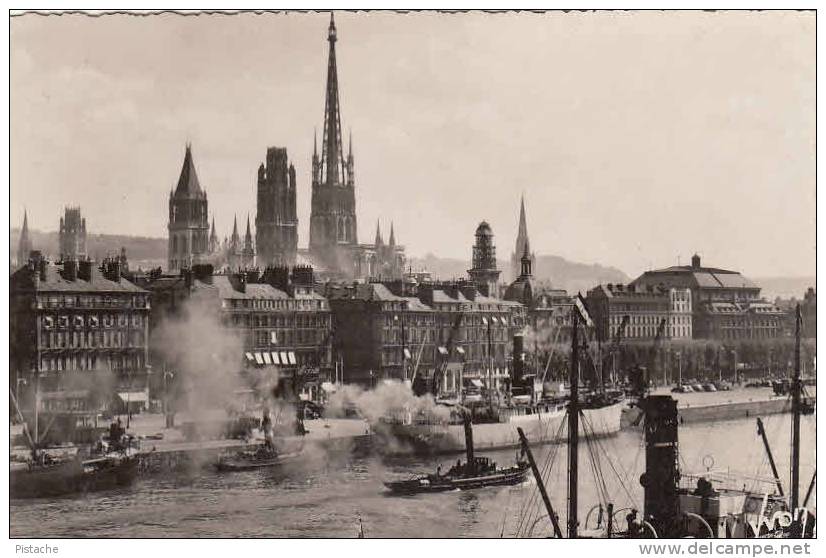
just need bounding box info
[389,221,396,247]
[244,215,253,246]
[375,220,383,246]
[320,11,346,188]
[231,215,239,246]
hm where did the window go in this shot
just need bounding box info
[89,316,99,328]
[58,315,69,329]
[74,315,84,328]
[43,316,55,330]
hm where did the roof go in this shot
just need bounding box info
[212,275,288,300]
[173,145,204,198]
[633,265,758,291]
[11,263,146,294]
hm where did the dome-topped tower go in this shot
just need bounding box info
[468,221,501,298]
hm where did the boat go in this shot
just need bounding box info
[384,415,529,494]
[215,444,303,472]
[375,395,622,456]
[9,386,139,499]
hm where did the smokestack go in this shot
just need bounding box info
[512,334,524,384]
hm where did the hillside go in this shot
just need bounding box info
[409,253,630,294]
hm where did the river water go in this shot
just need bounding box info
[10,413,816,538]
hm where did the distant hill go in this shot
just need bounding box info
[410,253,629,294]
[10,228,166,271]
[753,276,816,301]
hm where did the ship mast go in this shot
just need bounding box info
[568,306,580,538]
[790,304,802,511]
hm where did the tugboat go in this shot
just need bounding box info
[215,407,304,472]
[9,389,139,499]
[384,413,529,495]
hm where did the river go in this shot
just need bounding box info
[10,412,816,538]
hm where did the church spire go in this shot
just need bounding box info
[231,215,239,247]
[389,221,396,247]
[320,11,346,188]
[17,209,32,266]
[375,220,383,246]
[244,215,253,247]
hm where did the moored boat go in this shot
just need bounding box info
[215,445,302,472]
[385,457,529,494]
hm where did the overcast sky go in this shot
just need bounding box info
[10,10,815,277]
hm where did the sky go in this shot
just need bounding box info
[10,10,815,278]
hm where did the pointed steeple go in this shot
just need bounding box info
[17,209,32,266]
[174,143,203,197]
[374,220,383,246]
[231,215,239,246]
[388,221,396,247]
[244,215,253,248]
[521,241,532,277]
[320,11,346,187]
[518,194,528,241]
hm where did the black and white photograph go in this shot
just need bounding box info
[6,5,818,545]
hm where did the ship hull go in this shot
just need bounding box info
[10,456,139,499]
[375,402,623,456]
[385,463,530,494]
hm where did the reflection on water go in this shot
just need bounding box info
[10,414,816,538]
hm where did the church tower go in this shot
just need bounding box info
[256,147,298,266]
[167,144,209,273]
[309,13,358,273]
[511,195,536,281]
[59,207,87,261]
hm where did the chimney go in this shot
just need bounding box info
[103,259,121,282]
[63,259,78,282]
[245,268,261,285]
[691,254,701,269]
[182,267,193,289]
[291,265,315,287]
[38,259,47,282]
[460,284,478,301]
[229,272,246,294]
[192,263,214,285]
[263,265,290,292]
[78,260,93,281]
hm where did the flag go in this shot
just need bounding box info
[574,294,593,327]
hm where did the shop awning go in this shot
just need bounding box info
[437,346,448,355]
[470,379,484,388]
[262,352,272,365]
[245,352,255,362]
[117,391,148,404]
[288,352,297,365]
[254,353,264,365]
[403,348,412,359]
[455,347,465,355]
[280,351,289,365]
[271,352,281,365]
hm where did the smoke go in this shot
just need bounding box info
[150,293,245,436]
[325,381,451,424]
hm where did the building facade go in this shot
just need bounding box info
[10,254,151,442]
[327,278,526,395]
[630,254,784,341]
[586,283,693,343]
[256,147,298,267]
[59,207,87,261]
[168,144,210,273]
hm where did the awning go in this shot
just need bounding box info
[491,316,499,324]
[288,352,297,365]
[245,352,255,362]
[41,389,90,400]
[469,379,484,388]
[262,352,272,365]
[455,347,465,355]
[280,351,289,364]
[403,348,412,359]
[254,353,264,365]
[271,352,281,365]
[437,346,448,355]
[481,317,488,325]
[117,391,148,404]
[321,381,337,393]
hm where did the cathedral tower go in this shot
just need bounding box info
[167,144,209,273]
[256,147,298,266]
[59,207,87,261]
[309,13,358,273]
